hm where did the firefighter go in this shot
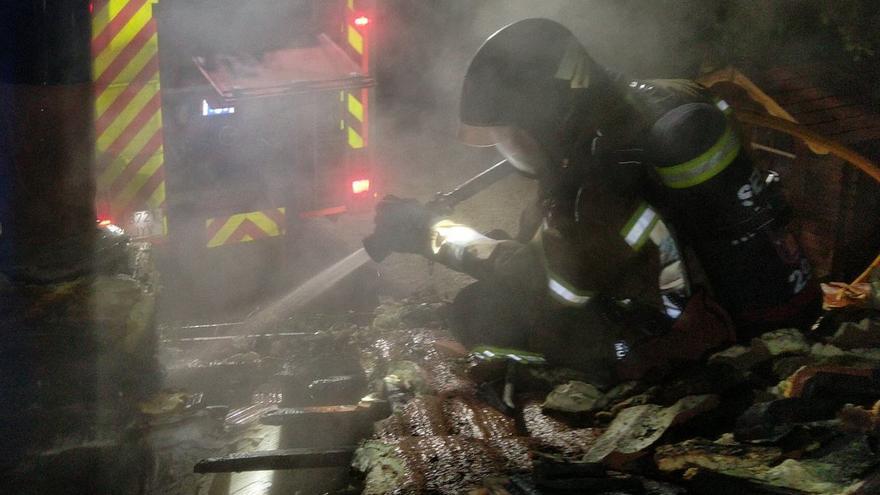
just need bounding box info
[368,19,820,383]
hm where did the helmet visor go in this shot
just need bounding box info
[460,125,549,177]
[458,123,501,147]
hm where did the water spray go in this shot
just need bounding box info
[244,159,514,331]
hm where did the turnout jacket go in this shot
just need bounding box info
[431,79,725,314]
[433,76,817,337]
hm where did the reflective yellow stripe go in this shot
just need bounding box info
[93,2,154,79]
[716,99,732,114]
[620,202,659,251]
[118,111,162,160]
[655,125,740,189]
[96,82,159,151]
[97,110,163,189]
[347,25,363,55]
[248,212,281,236]
[347,0,354,10]
[347,93,364,122]
[104,35,158,90]
[535,224,594,307]
[207,216,244,248]
[206,209,285,248]
[114,152,163,205]
[547,273,594,307]
[347,126,364,149]
[92,2,111,35]
[147,181,165,208]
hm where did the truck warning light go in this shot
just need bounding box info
[202,100,236,117]
[351,179,371,194]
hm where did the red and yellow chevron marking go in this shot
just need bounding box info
[343,89,367,149]
[205,208,286,248]
[342,0,370,150]
[91,0,166,227]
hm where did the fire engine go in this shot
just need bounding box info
[91,0,376,316]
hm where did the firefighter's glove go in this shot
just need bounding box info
[371,195,436,256]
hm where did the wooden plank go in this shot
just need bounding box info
[260,403,388,426]
[786,96,850,115]
[796,104,867,125]
[685,469,810,495]
[193,447,355,473]
[835,126,880,144]
[762,66,804,85]
[772,87,830,106]
[811,115,880,136]
[763,76,819,94]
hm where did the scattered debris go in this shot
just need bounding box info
[821,283,876,310]
[829,318,880,350]
[347,297,880,494]
[839,401,880,436]
[753,328,812,357]
[542,381,604,413]
[152,293,880,494]
[354,436,533,495]
[139,391,191,416]
[581,395,719,465]
[655,437,783,473]
[521,400,604,458]
[708,344,771,371]
[689,436,877,494]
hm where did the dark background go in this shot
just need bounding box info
[373,0,880,122]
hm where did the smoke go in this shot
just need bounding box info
[376,0,846,127]
[375,0,707,125]
[368,0,853,299]
[150,0,857,317]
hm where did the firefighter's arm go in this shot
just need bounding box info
[544,173,664,307]
[430,220,546,295]
[365,196,545,294]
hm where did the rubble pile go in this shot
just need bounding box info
[0,238,163,492]
[350,297,880,494]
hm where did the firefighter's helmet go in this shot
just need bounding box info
[458,18,608,176]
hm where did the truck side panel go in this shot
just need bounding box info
[91,0,167,238]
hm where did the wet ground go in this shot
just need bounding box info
[144,314,371,495]
[139,98,538,491]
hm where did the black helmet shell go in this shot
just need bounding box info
[459,18,604,145]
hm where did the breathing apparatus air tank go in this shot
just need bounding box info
[649,101,821,334]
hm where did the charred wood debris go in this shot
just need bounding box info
[345,299,880,495]
[159,290,880,495]
[13,238,876,494]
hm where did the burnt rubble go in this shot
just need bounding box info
[349,297,880,494]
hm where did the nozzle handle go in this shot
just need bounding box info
[362,233,391,262]
[363,159,513,264]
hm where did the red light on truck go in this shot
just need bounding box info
[352,179,371,194]
[354,15,369,26]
